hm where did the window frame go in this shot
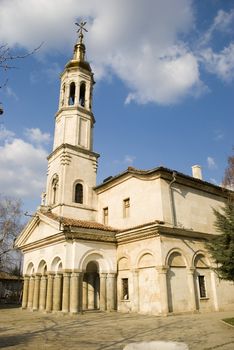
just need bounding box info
[103,207,109,225]
[74,182,84,204]
[123,198,130,218]
[121,278,129,300]
[198,275,207,298]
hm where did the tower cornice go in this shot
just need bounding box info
[47,143,100,161]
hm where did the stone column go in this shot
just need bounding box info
[99,273,107,311]
[70,272,81,314]
[39,275,47,311]
[46,273,54,313]
[87,273,95,309]
[32,274,41,311]
[106,273,117,311]
[62,272,70,313]
[22,275,30,309]
[187,267,197,311]
[132,269,139,312]
[53,273,63,311]
[82,278,88,310]
[27,275,35,309]
[157,266,169,315]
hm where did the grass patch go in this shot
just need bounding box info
[222,318,234,326]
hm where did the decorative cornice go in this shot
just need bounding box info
[95,166,231,199]
[116,222,215,245]
[47,143,100,161]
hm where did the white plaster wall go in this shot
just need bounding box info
[215,278,234,310]
[97,177,163,229]
[23,239,116,275]
[167,267,190,313]
[161,179,225,233]
[26,221,58,244]
[117,237,162,314]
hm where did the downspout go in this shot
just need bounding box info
[169,171,177,227]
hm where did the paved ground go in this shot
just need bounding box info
[0,306,233,350]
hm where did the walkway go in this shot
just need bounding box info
[0,307,233,349]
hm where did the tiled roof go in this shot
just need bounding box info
[42,211,119,232]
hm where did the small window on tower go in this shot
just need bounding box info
[69,82,76,105]
[103,207,108,225]
[74,183,83,204]
[51,175,59,205]
[123,198,130,218]
[79,82,86,107]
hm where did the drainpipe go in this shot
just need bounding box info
[169,171,177,227]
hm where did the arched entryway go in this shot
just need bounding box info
[83,261,100,310]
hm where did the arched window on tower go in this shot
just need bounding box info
[51,175,59,205]
[74,183,83,204]
[69,82,76,105]
[79,82,86,107]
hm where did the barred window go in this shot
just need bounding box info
[122,278,129,300]
[198,275,207,298]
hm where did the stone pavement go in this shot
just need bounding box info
[0,306,233,350]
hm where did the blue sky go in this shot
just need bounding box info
[0,0,233,213]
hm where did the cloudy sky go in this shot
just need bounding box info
[0,0,233,212]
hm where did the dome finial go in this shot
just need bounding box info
[75,21,88,44]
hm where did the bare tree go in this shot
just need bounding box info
[0,194,23,273]
[0,43,42,114]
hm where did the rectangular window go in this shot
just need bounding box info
[103,207,108,225]
[198,275,207,298]
[123,198,130,218]
[122,278,129,300]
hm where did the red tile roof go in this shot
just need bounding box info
[42,211,119,232]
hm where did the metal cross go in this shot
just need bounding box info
[75,21,88,43]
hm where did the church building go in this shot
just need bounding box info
[15,25,234,316]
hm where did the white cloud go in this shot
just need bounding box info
[0,0,201,105]
[24,128,51,144]
[124,155,136,165]
[207,156,217,170]
[0,136,48,198]
[200,43,234,83]
[199,9,234,46]
[0,1,233,105]
[0,126,15,141]
[5,86,19,101]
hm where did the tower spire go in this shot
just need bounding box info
[75,21,88,44]
[73,21,88,62]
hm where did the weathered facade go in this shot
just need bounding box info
[15,28,234,316]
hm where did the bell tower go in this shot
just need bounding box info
[44,22,99,220]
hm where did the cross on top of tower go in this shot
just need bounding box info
[75,21,88,44]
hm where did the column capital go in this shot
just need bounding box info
[100,273,107,278]
[156,265,169,274]
[63,272,71,278]
[107,272,117,278]
[35,274,42,279]
[71,271,82,278]
[23,275,30,280]
[187,267,196,274]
